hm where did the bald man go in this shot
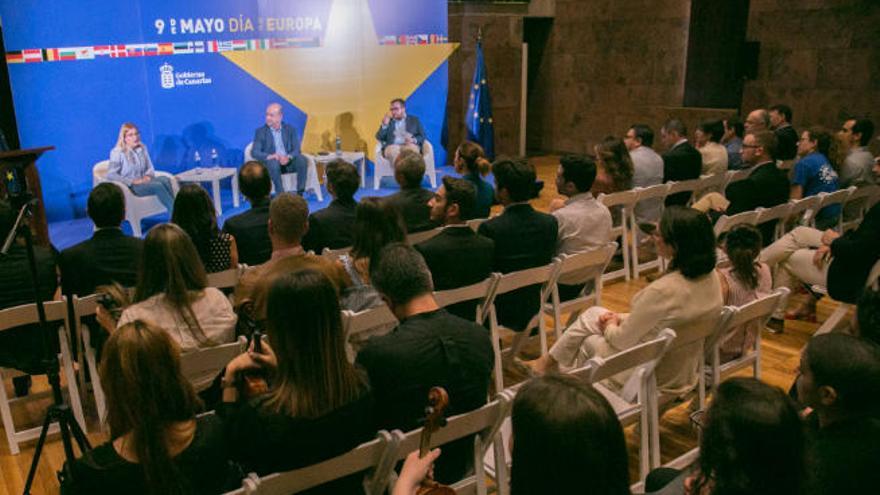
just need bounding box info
[745,108,770,134]
[252,102,308,196]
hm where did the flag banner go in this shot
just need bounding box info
[466,39,495,159]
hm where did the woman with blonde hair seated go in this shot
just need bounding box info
[63,320,241,494]
[106,122,175,212]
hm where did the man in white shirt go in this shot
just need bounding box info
[624,124,664,225]
[550,154,612,300]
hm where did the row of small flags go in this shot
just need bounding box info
[379,34,448,46]
[6,37,321,64]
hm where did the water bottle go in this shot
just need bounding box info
[335,135,342,157]
[211,148,219,169]
[194,150,202,174]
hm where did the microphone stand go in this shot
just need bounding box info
[2,198,91,494]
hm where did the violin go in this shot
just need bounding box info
[416,387,456,495]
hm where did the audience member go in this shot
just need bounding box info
[220,270,374,492]
[528,207,722,398]
[222,161,272,266]
[339,196,407,311]
[649,378,804,495]
[695,119,728,175]
[394,375,631,495]
[415,176,494,320]
[0,199,59,397]
[96,224,236,390]
[251,102,308,195]
[761,202,880,330]
[716,224,771,361]
[744,108,770,134]
[838,117,876,188]
[592,136,634,196]
[106,122,175,213]
[478,158,557,338]
[63,320,239,494]
[549,154,612,300]
[791,127,841,230]
[172,184,238,273]
[355,244,494,483]
[384,149,437,233]
[625,124,664,224]
[722,116,745,170]
[661,118,702,206]
[301,159,359,253]
[856,288,880,346]
[453,140,494,218]
[797,334,880,494]
[376,97,426,166]
[770,104,799,161]
[235,193,349,322]
[60,182,143,298]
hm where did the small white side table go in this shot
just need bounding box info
[307,151,368,188]
[175,167,239,216]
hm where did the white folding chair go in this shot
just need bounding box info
[341,304,399,360]
[722,168,752,190]
[713,210,759,238]
[665,177,704,207]
[93,160,180,237]
[390,394,513,495]
[485,262,560,391]
[406,226,443,246]
[696,173,725,197]
[570,328,677,478]
[812,259,880,336]
[373,140,437,189]
[786,195,822,230]
[207,265,244,290]
[179,336,248,394]
[630,183,670,279]
[754,202,793,243]
[598,190,637,282]
[841,185,880,232]
[0,297,87,455]
[433,274,500,324]
[321,246,352,262]
[813,186,855,231]
[71,294,107,425]
[247,431,400,495]
[244,142,324,201]
[705,288,789,391]
[543,243,616,340]
[467,217,488,232]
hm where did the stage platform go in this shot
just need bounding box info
[48,164,466,250]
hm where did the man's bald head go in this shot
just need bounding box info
[265,103,283,129]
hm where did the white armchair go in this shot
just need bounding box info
[92,160,179,237]
[244,143,323,201]
[373,139,436,190]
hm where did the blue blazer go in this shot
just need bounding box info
[252,122,301,161]
[375,115,426,151]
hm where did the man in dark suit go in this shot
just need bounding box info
[251,102,308,195]
[478,158,557,337]
[60,183,143,297]
[375,97,426,167]
[416,176,494,320]
[770,104,798,162]
[384,150,438,233]
[661,118,703,206]
[726,130,790,244]
[222,161,272,266]
[302,159,359,253]
[356,243,493,483]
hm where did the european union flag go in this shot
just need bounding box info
[466,39,495,160]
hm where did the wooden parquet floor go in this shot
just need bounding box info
[0,156,834,494]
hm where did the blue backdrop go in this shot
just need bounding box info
[1,0,450,221]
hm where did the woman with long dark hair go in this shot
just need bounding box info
[454,141,494,218]
[593,136,635,195]
[63,320,240,495]
[97,223,236,389]
[528,207,722,396]
[393,375,631,495]
[220,269,374,493]
[172,184,238,273]
[716,225,771,361]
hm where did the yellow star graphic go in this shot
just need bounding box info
[222,0,458,159]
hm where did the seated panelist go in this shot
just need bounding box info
[376,97,426,166]
[252,102,308,196]
[106,122,175,213]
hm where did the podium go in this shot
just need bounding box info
[0,146,54,247]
